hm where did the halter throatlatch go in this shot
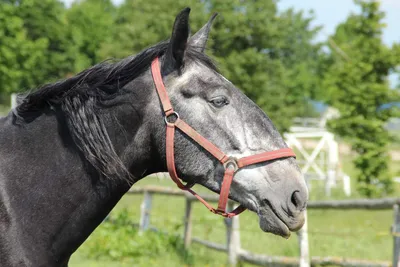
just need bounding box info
[151,57,296,218]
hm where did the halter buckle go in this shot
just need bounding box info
[164,111,180,125]
[223,157,239,172]
[212,208,235,218]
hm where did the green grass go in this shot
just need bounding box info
[70,175,396,266]
[66,135,400,266]
[70,253,126,267]
[71,241,232,267]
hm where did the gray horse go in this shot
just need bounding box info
[0,8,308,267]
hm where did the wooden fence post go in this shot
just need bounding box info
[393,204,400,267]
[183,198,193,249]
[225,202,241,267]
[139,191,152,233]
[11,93,17,109]
[297,210,310,267]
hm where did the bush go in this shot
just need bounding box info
[81,209,193,265]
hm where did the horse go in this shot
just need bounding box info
[0,8,308,267]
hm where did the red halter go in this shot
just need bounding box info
[151,57,296,218]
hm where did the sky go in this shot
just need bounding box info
[277,0,399,45]
[62,0,399,46]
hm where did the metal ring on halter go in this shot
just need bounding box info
[223,157,239,172]
[164,111,180,125]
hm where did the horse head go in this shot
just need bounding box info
[146,8,308,237]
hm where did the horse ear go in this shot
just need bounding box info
[188,13,218,53]
[163,7,191,74]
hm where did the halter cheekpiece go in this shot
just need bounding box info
[151,57,296,218]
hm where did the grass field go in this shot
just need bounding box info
[70,165,398,266]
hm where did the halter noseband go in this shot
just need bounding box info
[151,57,296,218]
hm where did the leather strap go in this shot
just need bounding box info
[151,57,296,218]
[151,58,173,114]
[237,148,296,168]
[217,169,235,212]
[175,119,229,163]
[166,117,244,217]
[166,123,186,189]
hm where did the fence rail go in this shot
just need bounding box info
[129,186,400,209]
[239,253,391,267]
[126,186,398,267]
[307,198,400,210]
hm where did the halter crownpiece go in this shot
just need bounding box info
[151,57,296,218]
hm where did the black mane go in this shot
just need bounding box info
[14,41,217,182]
[16,41,217,119]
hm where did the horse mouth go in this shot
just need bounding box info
[257,200,291,238]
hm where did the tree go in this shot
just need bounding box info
[207,0,323,131]
[15,0,82,87]
[322,0,400,197]
[100,0,322,132]
[66,0,116,67]
[277,8,325,117]
[98,0,205,59]
[0,2,47,93]
[1,0,324,133]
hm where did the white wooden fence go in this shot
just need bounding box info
[126,186,399,267]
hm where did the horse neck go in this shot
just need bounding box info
[0,77,159,265]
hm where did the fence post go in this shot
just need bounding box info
[183,198,193,249]
[393,204,400,267]
[343,174,351,197]
[297,210,310,267]
[225,202,241,267]
[139,191,152,233]
[11,93,17,109]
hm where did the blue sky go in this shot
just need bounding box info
[277,0,399,45]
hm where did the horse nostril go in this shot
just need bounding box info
[291,191,299,207]
[290,190,306,211]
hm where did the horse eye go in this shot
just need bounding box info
[210,96,229,108]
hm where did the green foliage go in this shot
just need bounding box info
[97,0,323,132]
[12,0,80,88]
[82,209,193,265]
[0,0,322,131]
[1,0,399,195]
[0,0,81,92]
[66,0,116,67]
[0,2,47,92]
[97,0,206,59]
[208,1,323,131]
[322,0,400,197]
